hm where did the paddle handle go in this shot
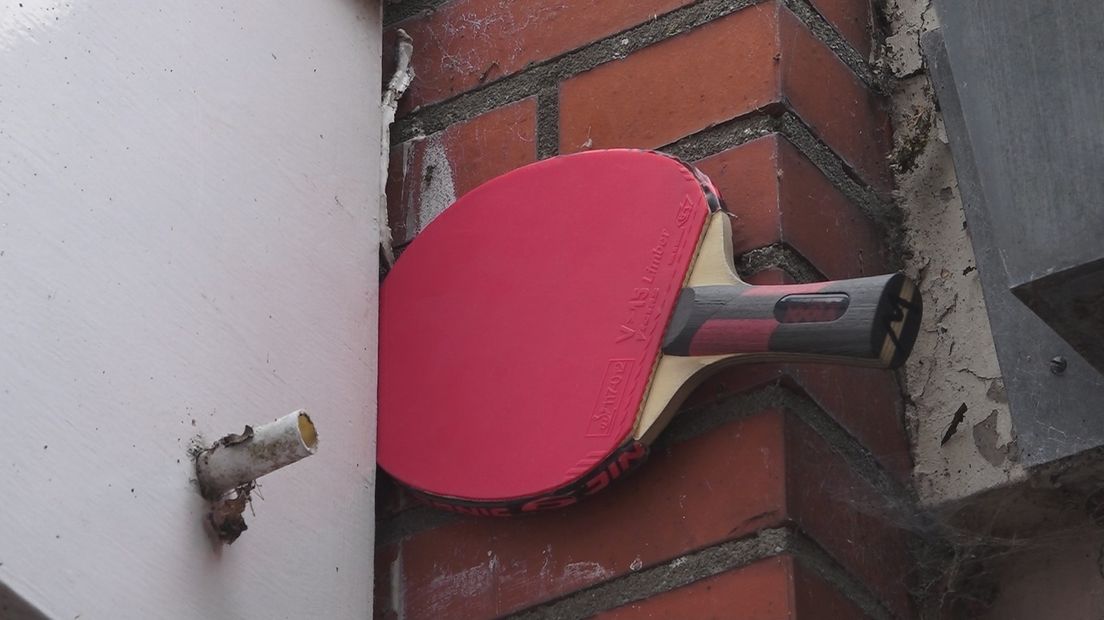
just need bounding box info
[660,273,922,369]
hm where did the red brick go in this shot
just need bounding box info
[597,556,870,619]
[682,364,911,484]
[781,366,911,481]
[808,0,874,58]
[696,134,888,280]
[375,409,909,618]
[598,556,793,619]
[559,5,778,154]
[787,411,913,618]
[792,558,872,619]
[559,2,891,193]
[379,411,785,618]
[386,97,537,244]
[685,133,908,482]
[779,6,891,193]
[385,0,696,112]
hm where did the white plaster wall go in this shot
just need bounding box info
[0,1,381,618]
[882,0,1024,506]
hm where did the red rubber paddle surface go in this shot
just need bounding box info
[379,150,710,503]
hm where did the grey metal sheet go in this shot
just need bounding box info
[933,1,1104,375]
[933,1,1104,288]
[923,28,1104,467]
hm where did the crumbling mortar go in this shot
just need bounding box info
[535,88,559,159]
[781,0,889,93]
[734,243,824,283]
[661,111,903,268]
[507,529,795,619]
[774,117,907,270]
[661,113,779,162]
[789,534,896,620]
[506,528,897,620]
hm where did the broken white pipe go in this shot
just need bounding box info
[196,410,318,499]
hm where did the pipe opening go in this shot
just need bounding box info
[298,411,318,452]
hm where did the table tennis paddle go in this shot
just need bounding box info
[378,149,920,516]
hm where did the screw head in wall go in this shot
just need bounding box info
[1049,356,1068,375]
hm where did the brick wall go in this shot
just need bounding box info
[378,1,918,617]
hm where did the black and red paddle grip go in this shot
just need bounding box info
[662,273,922,368]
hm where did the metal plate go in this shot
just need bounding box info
[923,27,1104,467]
[931,1,1104,375]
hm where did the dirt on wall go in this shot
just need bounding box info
[881,0,1025,507]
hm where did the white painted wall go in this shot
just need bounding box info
[0,1,381,618]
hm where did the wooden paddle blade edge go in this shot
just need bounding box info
[880,274,923,369]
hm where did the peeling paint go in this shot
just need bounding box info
[886,0,1026,505]
[972,409,1018,467]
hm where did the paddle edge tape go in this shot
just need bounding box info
[404,440,650,517]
